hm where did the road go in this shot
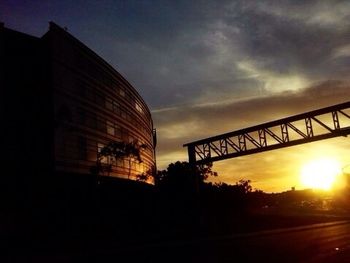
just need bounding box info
[105,221,350,262]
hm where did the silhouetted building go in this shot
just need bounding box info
[1,22,156,185]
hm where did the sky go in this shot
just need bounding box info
[2,0,350,192]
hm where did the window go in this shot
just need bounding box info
[128,136,135,143]
[86,89,95,102]
[87,140,97,161]
[121,129,129,141]
[125,91,133,103]
[131,161,136,170]
[77,136,87,160]
[97,143,108,164]
[107,120,115,135]
[116,158,123,167]
[119,88,125,97]
[76,108,86,125]
[115,125,122,138]
[105,97,113,111]
[113,101,121,115]
[76,82,86,97]
[95,92,105,105]
[97,117,106,132]
[135,102,143,113]
[86,113,97,129]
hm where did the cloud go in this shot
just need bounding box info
[155,80,350,144]
[250,0,350,29]
[333,44,350,59]
[92,0,350,109]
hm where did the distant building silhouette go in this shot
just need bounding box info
[1,22,156,184]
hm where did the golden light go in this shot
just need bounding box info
[300,158,341,190]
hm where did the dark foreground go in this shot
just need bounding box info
[6,220,350,262]
[4,175,350,262]
[101,221,350,263]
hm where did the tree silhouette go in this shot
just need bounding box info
[197,163,218,181]
[157,161,218,190]
[136,169,153,183]
[235,179,252,194]
[124,140,147,179]
[90,140,147,181]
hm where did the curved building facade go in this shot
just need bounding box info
[46,23,156,182]
[1,22,156,183]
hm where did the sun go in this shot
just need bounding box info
[300,158,341,190]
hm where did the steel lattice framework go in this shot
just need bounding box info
[184,101,350,165]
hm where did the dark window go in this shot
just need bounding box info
[115,125,122,138]
[86,113,97,129]
[77,136,87,160]
[76,108,86,125]
[121,128,129,141]
[97,117,106,132]
[113,101,121,115]
[105,98,113,111]
[121,110,127,119]
[86,89,95,102]
[76,82,86,97]
[95,92,105,106]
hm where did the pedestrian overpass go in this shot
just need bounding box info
[184,101,350,165]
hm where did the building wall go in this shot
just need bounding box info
[44,23,156,182]
[1,23,57,210]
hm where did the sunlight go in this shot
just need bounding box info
[300,158,341,190]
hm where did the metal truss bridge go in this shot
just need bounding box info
[184,101,350,165]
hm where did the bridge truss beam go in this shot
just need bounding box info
[184,101,350,165]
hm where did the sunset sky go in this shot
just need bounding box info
[2,0,350,192]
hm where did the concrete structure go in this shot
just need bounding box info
[1,22,156,184]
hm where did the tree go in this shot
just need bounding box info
[197,163,218,181]
[235,179,252,194]
[136,169,153,183]
[157,161,218,190]
[90,140,147,181]
[124,140,147,179]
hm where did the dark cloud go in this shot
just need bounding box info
[228,4,350,78]
[97,0,350,107]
